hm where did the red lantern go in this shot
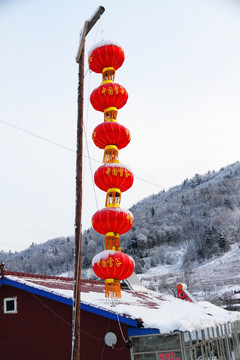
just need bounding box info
[94,163,134,192]
[92,250,135,298]
[89,40,134,299]
[88,42,125,74]
[92,122,131,150]
[92,207,133,235]
[90,83,128,112]
[92,250,135,280]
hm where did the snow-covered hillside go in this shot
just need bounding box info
[1,162,240,304]
[139,242,240,301]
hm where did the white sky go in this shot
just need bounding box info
[1,0,240,251]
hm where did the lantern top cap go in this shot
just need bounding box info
[88,40,123,58]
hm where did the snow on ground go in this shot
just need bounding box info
[139,243,240,299]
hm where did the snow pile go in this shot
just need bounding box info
[88,41,122,58]
[82,288,240,334]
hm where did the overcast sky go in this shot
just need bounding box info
[1,0,240,251]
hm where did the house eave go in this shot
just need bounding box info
[0,278,138,327]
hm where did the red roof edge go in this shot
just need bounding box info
[3,268,103,285]
[4,270,73,281]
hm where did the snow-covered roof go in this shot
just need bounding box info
[2,271,240,334]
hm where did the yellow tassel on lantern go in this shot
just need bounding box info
[105,279,121,298]
[101,67,116,84]
[103,145,120,164]
[104,106,118,122]
[105,232,121,251]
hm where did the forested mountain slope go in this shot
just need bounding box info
[1,162,240,299]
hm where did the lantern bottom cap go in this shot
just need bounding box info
[106,278,119,284]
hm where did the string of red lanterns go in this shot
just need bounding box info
[89,42,135,298]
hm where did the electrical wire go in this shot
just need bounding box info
[84,68,89,78]
[134,175,165,190]
[100,17,104,41]
[112,298,128,344]
[83,124,99,210]
[100,317,111,360]
[0,119,76,153]
[32,292,108,341]
[94,18,101,43]
[0,118,167,190]
[83,70,99,210]
[31,293,72,326]
[116,312,128,343]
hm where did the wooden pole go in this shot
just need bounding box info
[72,43,85,360]
[72,6,105,360]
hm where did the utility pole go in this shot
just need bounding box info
[72,6,105,360]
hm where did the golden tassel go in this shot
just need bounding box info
[105,232,121,251]
[105,279,121,298]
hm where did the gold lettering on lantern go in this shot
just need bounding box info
[115,258,122,267]
[120,88,125,94]
[108,87,113,95]
[108,258,114,267]
[114,86,119,94]
[102,260,107,267]
[106,167,111,175]
[92,131,96,138]
[89,57,93,63]
[118,168,124,177]
[125,170,130,177]
[102,87,106,94]
[112,168,118,176]
[126,214,133,224]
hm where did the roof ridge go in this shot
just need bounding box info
[5,270,74,281]
[5,270,103,284]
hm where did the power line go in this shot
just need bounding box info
[0,118,167,190]
[84,69,99,210]
[0,119,76,153]
[134,175,165,190]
